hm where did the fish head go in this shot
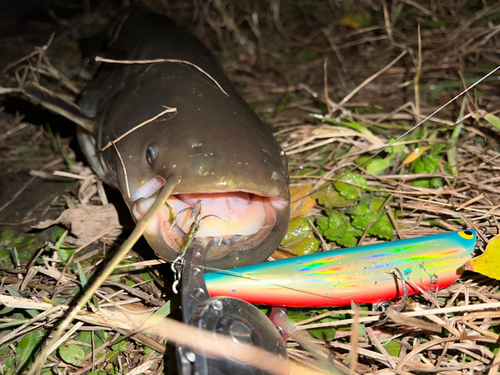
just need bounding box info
[101,64,290,269]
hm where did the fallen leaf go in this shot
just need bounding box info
[398,146,431,169]
[485,113,500,131]
[270,247,298,260]
[33,204,121,245]
[463,233,500,280]
[290,184,316,218]
[339,10,372,29]
[280,217,320,256]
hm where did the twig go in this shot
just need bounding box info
[101,106,177,151]
[95,56,229,97]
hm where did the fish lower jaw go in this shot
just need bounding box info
[132,191,279,257]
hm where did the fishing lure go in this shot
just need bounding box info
[204,230,476,307]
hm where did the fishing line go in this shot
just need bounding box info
[293,64,500,203]
[201,264,333,299]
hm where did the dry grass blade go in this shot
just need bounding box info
[26,176,179,375]
[101,106,177,151]
[95,56,229,96]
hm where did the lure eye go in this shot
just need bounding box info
[146,146,157,166]
[458,230,474,240]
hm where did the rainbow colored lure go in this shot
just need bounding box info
[204,231,476,307]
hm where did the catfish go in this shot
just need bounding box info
[22,12,290,269]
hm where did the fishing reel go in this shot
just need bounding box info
[175,242,288,375]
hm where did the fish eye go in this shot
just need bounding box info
[146,146,157,166]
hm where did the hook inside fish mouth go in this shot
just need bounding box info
[130,176,289,266]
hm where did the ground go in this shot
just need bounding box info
[1,1,500,374]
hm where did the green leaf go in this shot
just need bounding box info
[74,331,105,356]
[485,113,500,131]
[287,310,308,323]
[370,219,394,239]
[73,331,92,355]
[57,249,76,263]
[50,226,67,243]
[0,306,15,315]
[324,226,358,248]
[1,228,15,243]
[317,210,362,248]
[333,172,367,200]
[54,230,68,250]
[105,350,119,362]
[16,330,45,371]
[365,157,393,175]
[347,196,372,216]
[349,197,394,240]
[140,272,153,281]
[412,145,444,188]
[358,323,366,338]
[0,318,29,329]
[385,138,404,154]
[11,248,20,267]
[281,217,312,244]
[152,301,172,319]
[0,229,42,267]
[310,322,335,340]
[281,218,320,254]
[383,340,402,357]
[95,330,108,343]
[76,262,87,287]
[296,48,318,60]
[3,356,15,375]
[288,309,336,340]
[317,192,395,247]
[111,340,127,352]
[59,344,85,366]
[290,238,320,256]
[0,249,12,266]
[0,336,12,355]
[350,213,372,230]
[311,184,352,209]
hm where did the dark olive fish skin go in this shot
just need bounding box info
[81,12,290,268]
[22,12,290,269]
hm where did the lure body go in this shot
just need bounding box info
[205,231,476,307]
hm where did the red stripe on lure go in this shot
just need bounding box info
[204,230,475,307]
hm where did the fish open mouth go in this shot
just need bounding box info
[130,178,289,267]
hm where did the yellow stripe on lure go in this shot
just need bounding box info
[205,230,476,307]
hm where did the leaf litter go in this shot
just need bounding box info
[1,0,500,374]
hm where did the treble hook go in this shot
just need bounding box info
[169,200,221,233]
[171,200,222,293]
[169,205,195,233]
[373,267,409,323]
[390,268,409,312]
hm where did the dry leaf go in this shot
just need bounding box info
[270,247,298,260]
[290,184,316,218]
[398,146,431,169]
[33,204,121,245]
[463,233,500,280]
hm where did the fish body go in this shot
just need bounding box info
[23,12,290,268]
[204,230,476,307]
